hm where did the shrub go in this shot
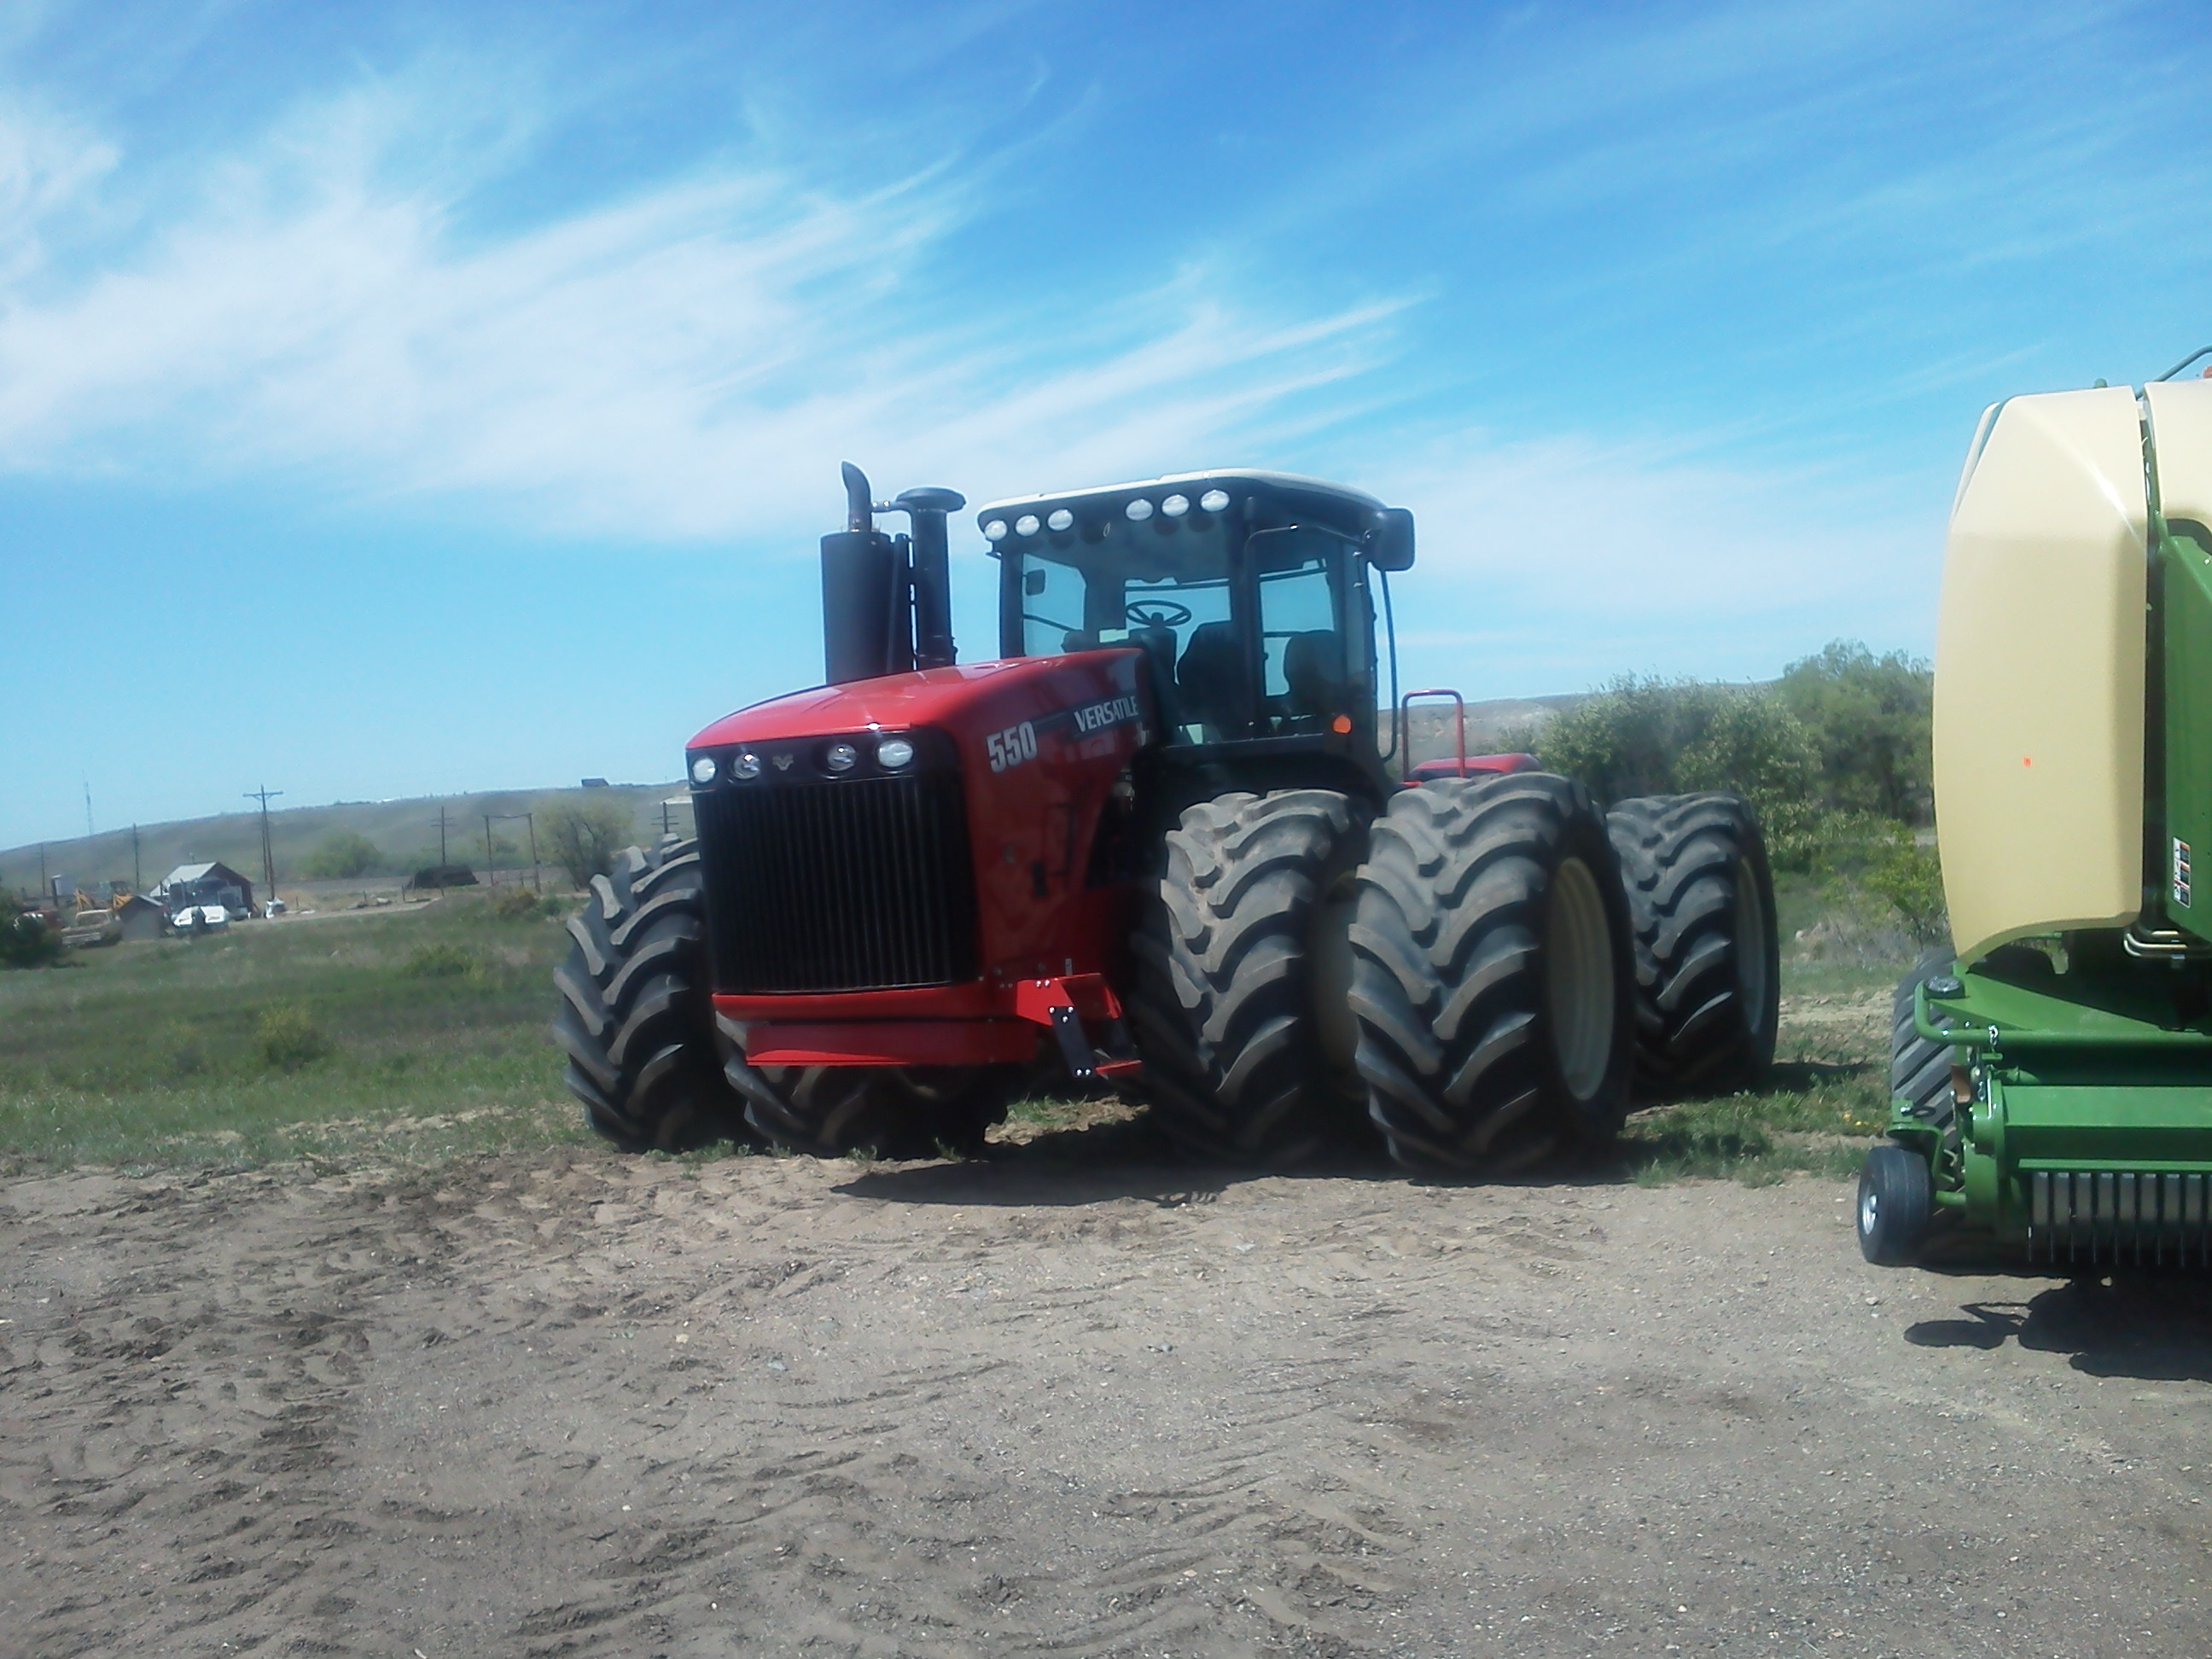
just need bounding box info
[1864,841,1948,943]
[488,885,552,920]
[1777,640,1933,824]
[1537,677,1824,862]
[303,831,383,880]
[542,800,633,888]
[0,894,61,969]
[259,1003,331,1071]
[403,942,484,979]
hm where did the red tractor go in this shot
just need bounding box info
[556,465,1778,1168]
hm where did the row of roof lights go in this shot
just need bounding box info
[983,487,1232,543]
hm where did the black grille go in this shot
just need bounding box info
[695,771,979,993]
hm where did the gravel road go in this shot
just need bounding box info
[4,1135,2210,1658]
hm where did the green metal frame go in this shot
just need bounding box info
[1885,966,2212,1254]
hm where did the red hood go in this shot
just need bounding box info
[689,653,1142,748]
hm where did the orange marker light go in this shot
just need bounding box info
[1330,713,1353,735]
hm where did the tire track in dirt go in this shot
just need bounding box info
[6,1152,2212,1656]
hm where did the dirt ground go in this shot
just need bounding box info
[6,1133,2212,1659]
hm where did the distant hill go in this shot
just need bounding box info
[2,782,685,900]
[5,691,1592,899]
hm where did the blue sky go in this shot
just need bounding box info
[3,0,2208,849]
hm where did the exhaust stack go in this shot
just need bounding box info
[818,464,965,684]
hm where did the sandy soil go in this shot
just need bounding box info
[5,1136,2212,1659]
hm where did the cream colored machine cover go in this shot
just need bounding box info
[2147,380,2212,526]
[1936,386,2149,962]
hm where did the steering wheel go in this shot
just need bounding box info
[1125,599,1193,629]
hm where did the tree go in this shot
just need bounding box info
[1776,640,1933,824]
[303,831,382,880]
[542,800,634,888]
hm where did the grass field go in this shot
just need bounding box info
[0,893,590,1172]
[0,880,1901,1181]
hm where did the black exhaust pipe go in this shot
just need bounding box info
[818,466,966,684]
[821,463,899,685]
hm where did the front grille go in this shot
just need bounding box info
[695,772,980,993]
[2028,1169,2212,1266]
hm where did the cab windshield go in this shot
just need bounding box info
[1012,513,1358,742]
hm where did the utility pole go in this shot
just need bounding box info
[245,785,282,914]
[38,844,47,905]
[435,804,451,866]
[131,824,141,892]
[490,812,539,893]
[83,780,93,838]
[482,814,497,888]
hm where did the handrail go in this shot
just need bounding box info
[1913,982,2212,1049]
[1398,688,1465,783]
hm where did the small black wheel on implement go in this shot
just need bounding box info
[1856,1143,1934,1264]
[1605,792,1779,1100]
[1349,773,1636,1173]
[556,839,748,1152]
[1126,789,1372,1166]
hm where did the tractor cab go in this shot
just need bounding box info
[981,472,1414,800]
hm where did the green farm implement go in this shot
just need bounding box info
[1860,351,2212,1266]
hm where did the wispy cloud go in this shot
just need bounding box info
[0,61,1406,541]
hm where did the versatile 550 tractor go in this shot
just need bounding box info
[558,463,1778,1169]
[1860,357,2212,1264]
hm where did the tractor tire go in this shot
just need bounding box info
[555,839,748,1153]
[729,1060,1016,1161]
[1890,947,1957,1130]
[1605,793,1780,1100]
[1349,773,1635,1173]
[1126,789,1371,1166]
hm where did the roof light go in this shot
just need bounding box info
[1046,509,1074,532]
[1198,488,1231,514]
[1015,514,1040,537]
[983,518,1009,541]
[1161,493,1189,517]
[1125,498,1154,521]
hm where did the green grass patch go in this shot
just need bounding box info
[0,894,587,1171]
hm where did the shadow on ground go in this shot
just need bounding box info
[1906,1274,2212,1381]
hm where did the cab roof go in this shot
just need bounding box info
[975,469,1388,537]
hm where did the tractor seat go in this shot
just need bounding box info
[1282,630,1348,722]
[1177,622,1243,736]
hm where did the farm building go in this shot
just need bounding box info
[156,862,255,917]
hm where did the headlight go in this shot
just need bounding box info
[1125,498,1154,521]
[1015,514,1040,537]
[1161,493,1189,517]
[825,742,859,772]
[1199,487,1230,514]
[1046,508,1074,532]
[733,751,762,780]
[983,518,1009,541]
[690,755,717,785]
[876,736,916,769]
